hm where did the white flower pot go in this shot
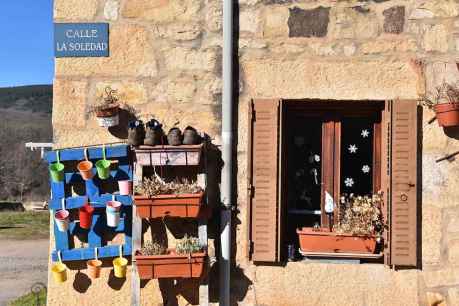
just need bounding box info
[106,210,120,227]
[97,114,119,127]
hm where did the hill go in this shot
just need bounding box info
[0,85,52,201]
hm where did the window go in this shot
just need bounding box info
[248,99,419,267]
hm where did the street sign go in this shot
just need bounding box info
[54,23,109,58]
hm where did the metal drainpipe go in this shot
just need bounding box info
[220,0,233,305]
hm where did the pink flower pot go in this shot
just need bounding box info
[118,180,132,195]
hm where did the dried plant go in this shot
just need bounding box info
[86,86,119,115]
[334,193,385,237]
[421,82,459,108]
[135,175,203,197]
[140,240,167,256]
[176,235,203,255]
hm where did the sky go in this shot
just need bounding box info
[0,1,54,88]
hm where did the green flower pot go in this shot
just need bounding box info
[96,159,111,179]
[49,151,65,182]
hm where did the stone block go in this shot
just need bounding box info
[55,24,157,77]
[383,6,405,34]
[54,0,98,20]
[424,268,459,288]
[242,58,422,100]
[329,7,379,40]
[206,0,222,32]
[52,79,88,128]
[448,239,459,264]
[263,6,289,37]
[448,287,459,306]
[95,82,147,106]
[240,10,261,34]
[410,0,459,19]
[165,47,218,72]
[422,205,442,266]
[422,24,449,53]
[155,23,202,41]
[104,0,119,21]
[121,0,201,23]
[288,6,330,38]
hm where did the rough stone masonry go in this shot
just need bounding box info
[51,0,459,305]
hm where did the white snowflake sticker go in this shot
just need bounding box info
[344,177,354,187]
[361,129,370,138]
[348,144,358,154]
[362,165,371,173]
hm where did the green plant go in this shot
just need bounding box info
[334,193,385,238]
[176,235,203,255]
[421,82,459,109]
[135,176,203,197]
[140,240,167,256]
[86,86,120,116]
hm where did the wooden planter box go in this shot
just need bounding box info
[297,227,377,254]
[134,192,205,218]
[135,250,207,279]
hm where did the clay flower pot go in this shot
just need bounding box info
[96,103,119,127]
[167,127,183,146]
[296,227,377,254]
[87,259,102,279]
[144,119,164,146]
[127,120,145,146]
[183,126,200,145]
[134,192,206,219]
[54,209,70,232]
[433,102,459,127]
[77,161,94,180]
[135,249,206,279]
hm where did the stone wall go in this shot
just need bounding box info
[236,0,459,306]
[51,0,459,305]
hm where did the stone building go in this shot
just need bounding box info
[50,0,459,305]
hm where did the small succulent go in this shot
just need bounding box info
[140,240,167,256]
[176,235,203,255]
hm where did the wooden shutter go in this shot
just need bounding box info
[387,99,419,267]
[248,99,282,262]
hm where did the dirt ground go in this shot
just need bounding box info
[0,239,49,306]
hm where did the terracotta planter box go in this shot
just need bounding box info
[134,192,205,218]
[135,250,206,279]
[297,227,377,254]
[434,102,459,127]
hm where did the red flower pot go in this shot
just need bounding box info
[79,205,95,229]
[135,249,206,279]
[296,227,377,254]
[434,102,459,127]
[134,192,207,218]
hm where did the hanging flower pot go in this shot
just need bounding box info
[134,192,205,219]
[106,200,121,227]
[144,119,164,146]
[54,209,70,232]
[167,127,183,146]
[433,102,459,127]
[79,204,95,230]
[49,151,64,183]
[127,120,145,146]
[183,126,200,145]
[135,249,206,279]
[87,248,102,279]
[296,228,377,254]
[95,145,111,180]
[77,161,94,180]
[118,180,133,195]
[88,87,121,127]
[51,251,67,284]
[113,246,128,278]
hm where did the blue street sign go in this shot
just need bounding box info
[54,23,109,58]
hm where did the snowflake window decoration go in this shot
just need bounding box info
[362,165,371,174]
[348,144,358,154]
[361,129,370,138]
[344,177,354,187]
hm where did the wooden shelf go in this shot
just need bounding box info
[134,144,204,166]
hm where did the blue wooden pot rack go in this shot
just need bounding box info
[45,144,132,262]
